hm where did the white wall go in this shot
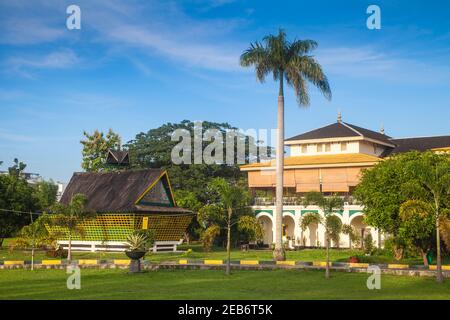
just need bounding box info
[290,141,359,157]
[254,204,382,249]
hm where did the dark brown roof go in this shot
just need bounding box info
[106,150,129,165]
[385,135,450,155]
[134,205,192,214]
[60,169,190,214]
[286,122,392,144]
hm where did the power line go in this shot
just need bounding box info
[0,208,42,215]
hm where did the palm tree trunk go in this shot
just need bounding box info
[420,249,429,267]
[325,235,330,279]
[226,207,232,275]
[273,74,286,261]
[436,208,443,283]
[68,232,72,263]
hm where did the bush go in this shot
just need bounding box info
[46,248,68,258]
[126,229,156,251]
[201,225,220,252]
[363,234,375,255]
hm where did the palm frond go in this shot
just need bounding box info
[285,68,310,106]
[288,55,331,101]
[288,39,318,56]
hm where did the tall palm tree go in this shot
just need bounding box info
[240,29,331,260]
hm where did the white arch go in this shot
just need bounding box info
[256,212,274,245]
[349,212,364,224]
[255,212,274,224]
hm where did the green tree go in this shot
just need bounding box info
[303,192,344,279]
[198,178,262,275]
[80,129,122,172]
[240,29,331,261]
[0,159,36,247]
[399,200,435,266]
[34,180,58,211]
[125,120,269,245]
[400,152,450,283]
[354,152,420,259]
[48,194,95,261]
[174,190,202,244]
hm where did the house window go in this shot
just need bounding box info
[325,143,331,152]
[341,142,347,151]
[317,144,323,152]
[301,145,307,153]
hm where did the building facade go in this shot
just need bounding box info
[240,117,450,249]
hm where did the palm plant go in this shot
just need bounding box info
[303,192,345,279]
[400,152,450,283]
[48,193,94,262]
[240,29,331,260]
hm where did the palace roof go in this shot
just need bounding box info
[385,135,450,155]
[240,153,381,170]
[60,169,191,214]
[285,121,393,145]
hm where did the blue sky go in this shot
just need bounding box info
[1,0,450,182]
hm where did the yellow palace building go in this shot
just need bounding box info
[240,116,450,249]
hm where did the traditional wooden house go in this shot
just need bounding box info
[46,168,194,252]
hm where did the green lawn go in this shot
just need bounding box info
[1,243,446,265]
[1,268,449,300]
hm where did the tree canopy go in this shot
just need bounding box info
[80,129,122,172]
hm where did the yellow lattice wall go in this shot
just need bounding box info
[45,213,193,242]
[145,214,194,241]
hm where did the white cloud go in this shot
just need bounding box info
[316,46,450,84]
[6,49,79,77]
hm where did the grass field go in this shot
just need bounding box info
[1,268,449,300]
[2,241,446,265]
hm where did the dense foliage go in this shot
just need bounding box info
[0,159,57,247]
[355,151,450,282]
[80,129,122,172]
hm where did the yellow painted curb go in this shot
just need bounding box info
[429,265,450,271]
[204,260,223,265]
[349,263,369,268]
[42,260,62,265]
[313,261,328,267]
[178,259,188,265]
[240,260,259,265]
[276,260,296,266]
[113,259,130,265]
[388,264,409,269]
[4,261,24,266]
[78,259,98,265]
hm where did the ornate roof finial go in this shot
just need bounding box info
[380,123,385,135]
[337,110,342,123]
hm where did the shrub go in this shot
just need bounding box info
[363,234,375,255]
[126,229,155,251]
[201,225,220,252]
[46,247,68,258]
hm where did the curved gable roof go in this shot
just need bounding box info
[59,169,183,213]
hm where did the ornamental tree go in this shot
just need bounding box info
[400,152,450,283]
[198,178,262,275]
[302,192,345,279]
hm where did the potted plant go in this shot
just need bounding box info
[125,230,155,273]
